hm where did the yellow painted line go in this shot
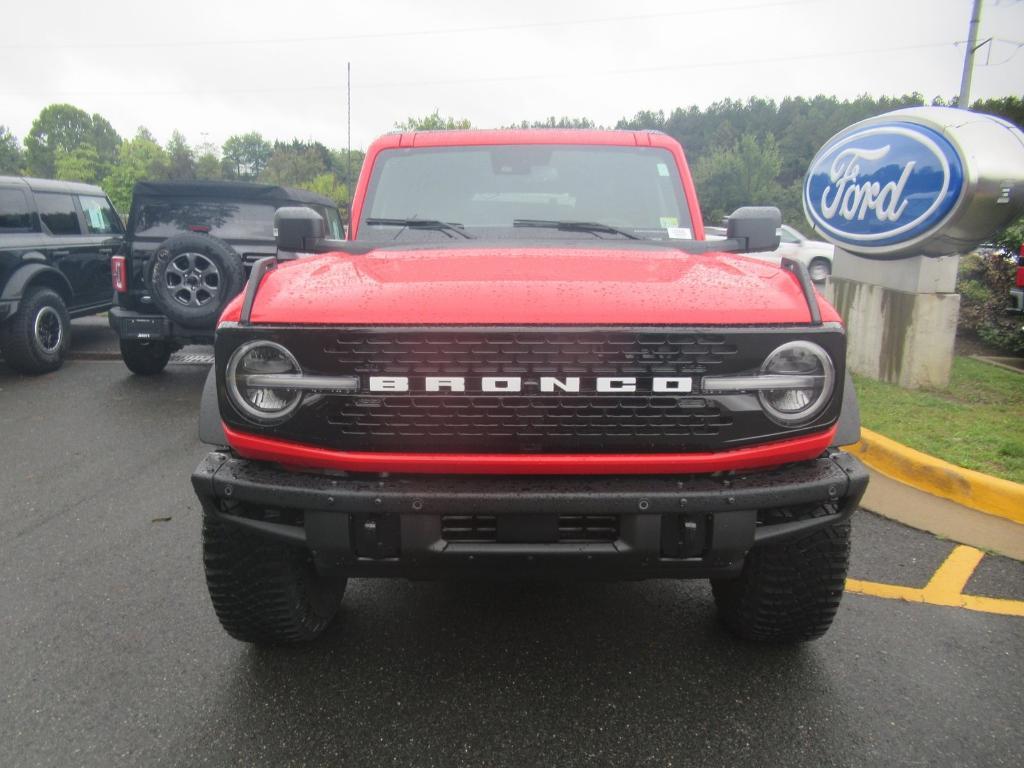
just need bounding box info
[845,545,1024,618]
[922,545,985,600]
[848,428,1024,525]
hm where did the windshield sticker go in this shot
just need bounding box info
[656,163,670,177]
[659,216,679,228]
[666,227,692,239]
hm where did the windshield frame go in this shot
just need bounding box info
[353,140,698,244]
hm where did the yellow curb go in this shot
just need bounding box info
[848,428,1024,525]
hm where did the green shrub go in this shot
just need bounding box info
[957,234,1024,355]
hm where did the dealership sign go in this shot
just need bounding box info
[803,107,1024,259]
[804,122,963,254]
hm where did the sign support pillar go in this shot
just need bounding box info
[825,253,961,389]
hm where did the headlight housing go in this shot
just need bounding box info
[757,341,835,425]
[226,340,303,423]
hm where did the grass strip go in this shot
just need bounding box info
[853,357,1024,484]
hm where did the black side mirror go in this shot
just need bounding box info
[275,207,326,252]
[726,207,782,252]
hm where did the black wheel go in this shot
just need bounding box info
[120,339,172,376]
[0,287,70,375]
[147,233,245,330]
[808,258,832,283]
[203,513,346,645]
[711,519,850,643]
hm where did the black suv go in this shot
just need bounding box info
[1,176,123,374]
[109,181,343,375]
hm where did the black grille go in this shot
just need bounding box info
[328,396,730,440]
[441,514,619,543]
[218,326,846,454]
[324,331,739,377]
[318,331,736,452]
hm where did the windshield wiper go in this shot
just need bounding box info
[512,219,642,240]
[364,217,474,239]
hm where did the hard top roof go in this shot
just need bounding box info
[377,128,674,150]
[130,180,336,208]
[0,175,109,196]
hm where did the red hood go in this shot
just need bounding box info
[222,246,839,326]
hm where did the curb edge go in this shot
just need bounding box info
[848,428,1024,526]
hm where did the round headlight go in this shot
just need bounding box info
[226,341,303,423]
[758,341,835,426]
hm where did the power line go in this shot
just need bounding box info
[0,0,826,50]
[0,40,958,98]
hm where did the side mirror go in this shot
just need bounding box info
[275,207,326,252]
[726,206,782,253]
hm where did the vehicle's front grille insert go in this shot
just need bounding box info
[316,330,740,453]
[441,514,619,543]
[217,326,846,454]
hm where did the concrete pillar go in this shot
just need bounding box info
[824,250,961,389]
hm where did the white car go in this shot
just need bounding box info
[777,225,834,282]
[704,224,834,283]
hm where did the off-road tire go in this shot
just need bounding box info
[0,287,70,375]
[202,514,346,645]
[711,520,851,643]
[120,339,172,376]
[147,233,245,330]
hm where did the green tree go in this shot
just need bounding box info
[23,104,122,178]
[90,113,122,178]
[222,132,272,179]
[971,95,1024,130]
[166,130,196,180]
[195,152,222,180]
[102,128,171,212]
[54,143,101,183]
[394,110,472,131]
[300,173,349,207]
[507,116,597,129]
[0,126,23,174]
[692,133,783,225]
[24,104,94,177]
[330,148,365,195]
[261,142,329,187]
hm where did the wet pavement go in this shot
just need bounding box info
[1,322,1022,767]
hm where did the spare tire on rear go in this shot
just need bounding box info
[147,233,246,329]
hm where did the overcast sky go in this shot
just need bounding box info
[3,0,1023,152]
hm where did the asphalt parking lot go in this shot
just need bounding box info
[1,320,1023,768]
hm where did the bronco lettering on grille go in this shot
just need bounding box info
[367,376,693,393]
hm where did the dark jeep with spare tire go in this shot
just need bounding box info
[109,181,343,375]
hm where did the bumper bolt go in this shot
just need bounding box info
[638,499,650,511]
[827,485,838,498]
[412,499,423,511]
[679,498,688,508]
[223,485,233,497]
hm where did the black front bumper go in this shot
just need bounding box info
[191,451,868,580]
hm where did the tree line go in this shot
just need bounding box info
[2,95,1022,227]
[0,104,363,215]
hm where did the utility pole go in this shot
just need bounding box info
[347,62,352,191]
[958,0,984,109]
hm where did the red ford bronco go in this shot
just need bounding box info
[191,129,867,645]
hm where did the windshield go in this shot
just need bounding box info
[356,144,693,243]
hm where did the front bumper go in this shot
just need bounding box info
[191,450,868,580]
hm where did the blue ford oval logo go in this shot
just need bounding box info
[803,121,964,252]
